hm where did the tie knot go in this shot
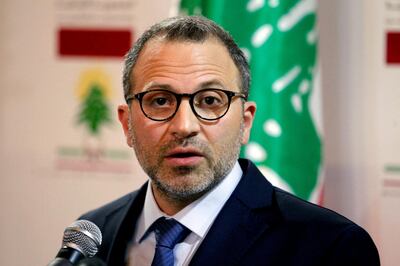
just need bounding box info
[152,217,190,249]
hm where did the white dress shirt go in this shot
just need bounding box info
[127,162,243,266]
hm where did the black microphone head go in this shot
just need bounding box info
[62,220,102,257]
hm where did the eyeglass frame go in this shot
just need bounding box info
[125,88,247,121]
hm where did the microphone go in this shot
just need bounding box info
[48,220,102,266]
[76,257,107,266]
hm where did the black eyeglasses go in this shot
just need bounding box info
[126,88,246,121]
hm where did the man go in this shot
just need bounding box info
[80,16,380,265]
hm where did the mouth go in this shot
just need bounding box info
[164,148,205,166]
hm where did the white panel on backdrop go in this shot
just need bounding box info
[0,0,171,265]
[376,1,400,265]
[319,0,399,265]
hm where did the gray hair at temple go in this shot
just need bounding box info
[122,16,251,102]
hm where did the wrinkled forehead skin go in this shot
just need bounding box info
[122,16,250,101]
[130,37,242,95]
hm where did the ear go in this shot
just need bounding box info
[241,101,256,145]
[118,104,133,147]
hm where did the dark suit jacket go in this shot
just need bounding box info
[80,159,380,266]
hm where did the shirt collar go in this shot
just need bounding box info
[137,161,242,242]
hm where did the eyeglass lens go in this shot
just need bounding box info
[141,89,230,120]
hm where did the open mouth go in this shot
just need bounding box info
[165,149,204,166]
[168,152,201,158]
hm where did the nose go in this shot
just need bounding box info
[169,99,200,138]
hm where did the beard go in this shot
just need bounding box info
[128,118,244,205]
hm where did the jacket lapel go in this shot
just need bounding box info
[103,182,148,265]
[189,159,280,266]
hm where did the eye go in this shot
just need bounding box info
[143,91,175,108]
[203,96,220,105]
[195,90,226,109]
[152,97,168,106]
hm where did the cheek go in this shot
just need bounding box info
[203,117,242,144]
[131,117,165,146]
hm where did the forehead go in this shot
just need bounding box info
[131,37,240,91]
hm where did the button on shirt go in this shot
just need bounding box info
[127,162,243,266]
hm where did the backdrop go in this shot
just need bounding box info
[0,0,399,265]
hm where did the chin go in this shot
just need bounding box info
[154,174,217,200]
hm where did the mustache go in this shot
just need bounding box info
[159,137,212,157]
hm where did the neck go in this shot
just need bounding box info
[151,183,202,216]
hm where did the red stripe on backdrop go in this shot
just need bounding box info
[58,28,133,58]
[386,32,400,64]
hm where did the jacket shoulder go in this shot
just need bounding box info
[79,190,139,224]
[274,187,353,226]
[274,187,380,263]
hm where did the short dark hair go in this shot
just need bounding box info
[122,16,250,101]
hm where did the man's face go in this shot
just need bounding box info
[119,38,255,206]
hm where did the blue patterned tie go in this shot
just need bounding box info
[151,217,190,266]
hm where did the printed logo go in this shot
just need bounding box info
[56,67,132,174]
[76,68,112,160]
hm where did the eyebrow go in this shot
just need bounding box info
[198,80,226,89]
[141,82,173,91]
[141,79,228,93]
